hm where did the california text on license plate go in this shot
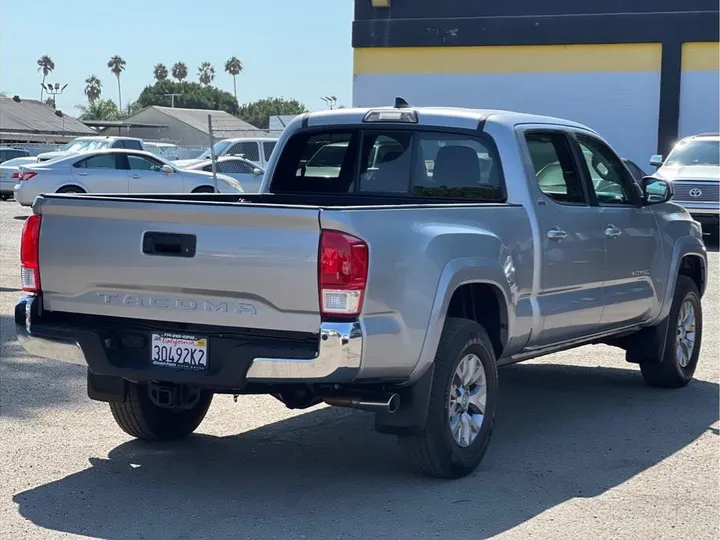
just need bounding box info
[151,333,208,371]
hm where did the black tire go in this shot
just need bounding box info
[56,186,86,194]
[640,275,702,388]
[192,186,215,193]
[109,382,213,441]
[400,318,499,479]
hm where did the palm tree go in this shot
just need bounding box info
[197,62,215,86]
[172,62,188,82]
[84,75,102,102]
[75,98,120,121]
[224,56,243,102]
[107,55,126,111]
[153,63,168,82]
[37,55,55,101]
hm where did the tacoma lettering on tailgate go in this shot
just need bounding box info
[95,292,257,315]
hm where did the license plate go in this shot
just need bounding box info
[151,333,208,371]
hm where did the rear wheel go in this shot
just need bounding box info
[640,276,702,388]
[109,382,213,441]
[56,186,86,194]
[400,318,498,478]
[192,186,215,194]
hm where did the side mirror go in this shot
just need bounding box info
[161,164,174,174]
[252,168,263,175]
[649,154,664,168]
[641,176,674,205]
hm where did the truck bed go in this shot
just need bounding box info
[33,192,515,336]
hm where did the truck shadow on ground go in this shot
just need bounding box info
[13,363,719,539]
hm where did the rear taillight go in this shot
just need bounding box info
[20,214,42,292]
[319,230,368,318]
[19,171,37,182]
[11,172,20,179]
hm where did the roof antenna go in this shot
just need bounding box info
[394,96,410,109]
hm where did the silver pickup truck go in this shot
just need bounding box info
[15,102,708,479]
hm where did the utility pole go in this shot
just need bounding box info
[320,96,337,110]
[207,114,218,193]
[165,93,181,107]
[44,82,68,109]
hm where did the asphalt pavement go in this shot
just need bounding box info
[1,201,718,540]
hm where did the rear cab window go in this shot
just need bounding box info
[270,128,505,202]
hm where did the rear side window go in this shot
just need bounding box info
[271,129,505,201]
[525,132,585,204]
[74,155,120,169]
[121,140,143,150]
[228,142,260,162]
[263,141,277,160]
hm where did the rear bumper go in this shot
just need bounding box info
[13,185,35,206]
[15,294,361,386]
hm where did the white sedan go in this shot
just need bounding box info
[0,157,39,200]
[181,156,265,193]
[13,149,243,206]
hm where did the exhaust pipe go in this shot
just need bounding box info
[322,392,401,414]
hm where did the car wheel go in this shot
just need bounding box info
[640,275,702,388]
[109,382,213,441]
[400,318,498,478]
[192,186,215,194]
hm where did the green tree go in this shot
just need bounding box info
[153,63,169,82]
[37,55,55,101]
[76,98,120,120]
[122,100,144,118]
[136,80,239,115]
[107,55,126,111]
[84,75,102,102]
[236,97,308,129]
[197,62,215,86]
[224,56,243,102]
[172,62,188,82]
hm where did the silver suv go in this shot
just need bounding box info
[651,133,719,234]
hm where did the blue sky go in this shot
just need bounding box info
[0,0,353,114]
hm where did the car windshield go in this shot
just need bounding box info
[62,139,111,152]
[198,140,234,159]
[666,140,720,166]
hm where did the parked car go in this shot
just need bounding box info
[13,149,243,206]
[174,137,278,169]
[0,157,38,200]
[15,104,707,479]
[650,133,719,234]
[181,156,265,192]
[35,136,146,163]
[0,146,30,164]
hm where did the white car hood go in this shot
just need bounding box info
[35,150,72,162]
[657,165,720,182]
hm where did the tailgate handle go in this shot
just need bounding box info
[142,232,196,258]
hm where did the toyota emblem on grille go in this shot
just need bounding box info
[689,188,703,198]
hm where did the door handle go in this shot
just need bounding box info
[76,172,88,176]
[142,231,196,258]
[131,174,141,179]
[547,227,568,241]
[605,224,622,238]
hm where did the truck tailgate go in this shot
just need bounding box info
[35,197,322,333]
